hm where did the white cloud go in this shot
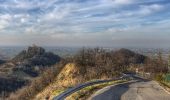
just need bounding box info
[21,18,26,23]
[107,27,128,33]
[0,0,169,47]
[0,14,12,20]
[41,5,71,21]
[0,20,9,30]
[113,0,134,5]
[100,0,134,5]
[13,14,30,18]
[139,4,164,16]
[25,27,34,34]
[0,14,12,30]
[115,4,165,18]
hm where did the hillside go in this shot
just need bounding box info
[0,54,8,60]
[34,48,147,99]
[0,77,27,95]
[0,45,61,78]
[113,48,146,64]
[0,45,61,98]
[0,59,5,65]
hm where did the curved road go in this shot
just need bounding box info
[53,78,124,100]
[90,79,170,100]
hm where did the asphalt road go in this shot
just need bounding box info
[90,79,170,100]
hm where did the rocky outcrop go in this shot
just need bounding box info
[8,45,61,78]
[12,46,45,62]
[12,45,61,66]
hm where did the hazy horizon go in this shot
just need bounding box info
[0,0,170,48]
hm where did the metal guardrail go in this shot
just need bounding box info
[53,77,126,100]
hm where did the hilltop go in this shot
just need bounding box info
[0,45,61,78]
[12,45,61,66]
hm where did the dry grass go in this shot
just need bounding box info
[8,62,65,100]
[57,63,84,87]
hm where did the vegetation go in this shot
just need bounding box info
[33,48,147,99]
[142,52,170,92]
[8,61,66,100]
[0,45,61,99]
[0,77,27,98]
[144,59,167,75]
[143,52,168,78]
[73,48,146,74]
[56,48,146,87]
[1,46,169,100]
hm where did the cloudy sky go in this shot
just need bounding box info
[0,0,170,47]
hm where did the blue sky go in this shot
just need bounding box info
[0,0,170,47]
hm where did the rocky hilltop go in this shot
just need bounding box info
[12,45,61,66]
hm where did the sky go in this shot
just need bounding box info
[0,0,170,48]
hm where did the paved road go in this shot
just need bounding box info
[90,79,170,100]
